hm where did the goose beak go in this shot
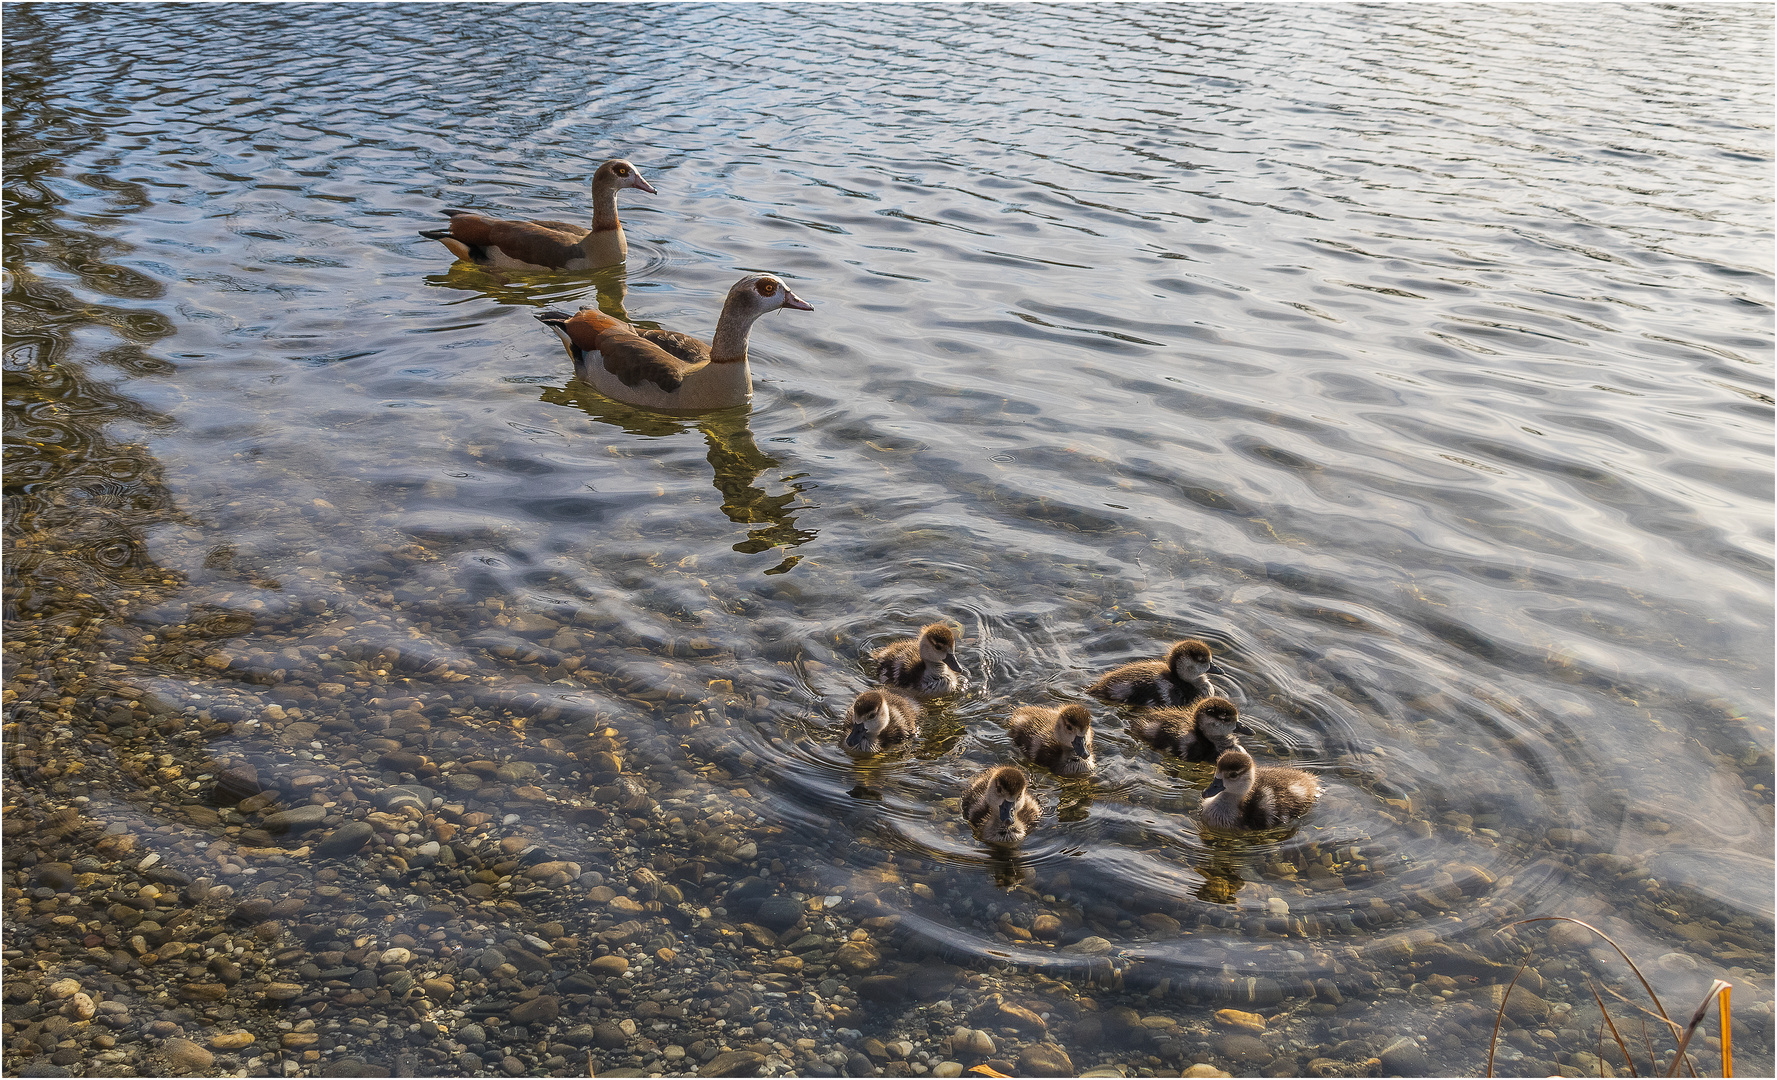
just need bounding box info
[633,174,658,195]
[1204,776,1225,798]
[845,725,863,747]
[943,654,964,675]
[1072,735,1087,757]
[998,800,1013,823]
[1208,663,1230,677]
[781,286,813,311]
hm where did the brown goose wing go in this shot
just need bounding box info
[442,212,581,268]
[528,219,588,236]
[594,327,706,393]
[636,327,710,365]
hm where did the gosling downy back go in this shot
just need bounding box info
[1008,703,1096,777]
[1087,638,1221,708]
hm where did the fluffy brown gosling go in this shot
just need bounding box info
[1129,695,1242,763]
[871,622,967,697]
[840,688,921,758]
[1200,747,1321,831]
[1088,638,1222,708]
[963,765,1041,845]
[1008,703,1096,777]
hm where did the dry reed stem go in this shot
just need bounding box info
[1501,916,1699,1077]
[1485,964,1528,1078]
[1590,977,1640,1077]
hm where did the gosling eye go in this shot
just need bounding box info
[755,279,778,297]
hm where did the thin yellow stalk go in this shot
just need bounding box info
[1721,982,1732,1078]
[1667,980,1733,1078]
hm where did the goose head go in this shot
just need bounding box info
[1204,747,1255,801]
[593,158,657,196]
[1167,639,1215,682]
[917,622,964,675]
[1056,703,1093,758]
[990,766,1028,822]
[1191,696,1241,745]
[724,274,814,321]
[845,690,893,748]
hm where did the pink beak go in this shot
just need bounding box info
[781,286,813,311]
[632,174,658,195]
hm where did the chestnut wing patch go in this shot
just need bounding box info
[636,328,710,365]
[594,328,706,392]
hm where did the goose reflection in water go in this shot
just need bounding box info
[425,257,635,323]
[1193,853,1248,905]
[540,386,819,574]
[983,843,1034,890]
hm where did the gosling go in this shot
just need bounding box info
[872,622,967,697]
[963,765,1041,845]
[841,689,921,758]
[1199,747,1321,831]
[1129,696,1242,763]
[1088,638,1220,708]
[1008,703,1096,777]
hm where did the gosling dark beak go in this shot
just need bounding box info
[1208,663,1230,678]
[999,800,1013,823]
[781,286,814,311]
[845,725,863,747]
[1072,735,1087,757]
[1204,776,1225,798]
[943,654,964,675]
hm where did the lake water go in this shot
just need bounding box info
[5,4,1771,1077]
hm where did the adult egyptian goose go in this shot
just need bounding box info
[1008,703,1096,777]
[1199,747,1322,831]
[871,622,967,698]
[534,274,811,411]
[963,765,1042,845]
[1088,639,1223,709]
[1129,696,1243,763]
[841,689,922,758]
[420,159,656,271]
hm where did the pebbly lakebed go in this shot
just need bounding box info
[3,4,1771,1078]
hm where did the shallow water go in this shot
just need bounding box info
[5,3,1773,1076]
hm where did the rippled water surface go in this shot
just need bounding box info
[5,4,1772,1077]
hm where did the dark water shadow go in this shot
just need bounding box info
[538,385,819,573]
